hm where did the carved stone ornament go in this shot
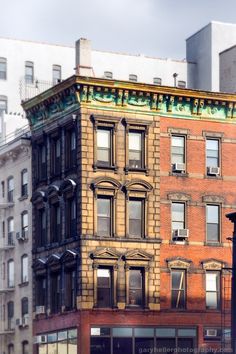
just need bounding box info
[167,193,191,201]
[202,195,224,203]
[90,248,121,260]
[167,257,191,269]
[123,249,152,262]
[202,259,223,270]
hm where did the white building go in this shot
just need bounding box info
[0,132,32,354]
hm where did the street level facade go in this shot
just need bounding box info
[22,75,236,353]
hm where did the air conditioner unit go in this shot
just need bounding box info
[173,229,189,239]
[22,316,29,327]
[16,232,25,241]
[16,318,23,326]
[35,305,45,315]
[34,335,47,344]
[205,329,218,337]
[172,163,185,172]
[207,166,220,176]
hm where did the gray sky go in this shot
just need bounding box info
[1,0,236,59]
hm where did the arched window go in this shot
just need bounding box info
[21,211,28,240]
[7,301,14,330]
[21,297,29,319]
[7,259,14,288]
[7,217,14,246]
[22,341,29,354]
[21,255,28,283]
[7,176,14,202]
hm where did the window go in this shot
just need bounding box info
[25,61,34,83]
[178,80,186,88]
[206,139,219,173]
[1,180,5,197]
[206,204,220,242]
[7,177,14,202]
[153,77,162,85]
[38,144,47,180]
[51,137,61,175]
[36,276,46,307]
[64,269,76,310]
[104,71,113,79]
[21,297,28,319]
[21,211,28,239]
[171,135,185,171]
[52,65,61,85]
[8,344,14,354]
[172,202,185,233]
[129,131,143,169]
[22,341,29,354]
[129,268,144,307]
[50,272,61,314]
[65,198,76,238]
[97,128,112,167]
[21,255,28,283]
[129,199,144,238]
[206,271,220,309]
[97,197,112,237]
[7,301,14,330]
[21,169,28,196]
[129,74,137,82]
[37,208,46,247]
[0,95,7,117]
[7,260,14,287]
[50,203,61,243]
[66,129,76,169]
[97,268,112,308]
[0,57,7,80]
[34,329,77,353]
[171,270,186,309]
[7,217,14,245]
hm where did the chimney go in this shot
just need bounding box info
[75,38,93,76]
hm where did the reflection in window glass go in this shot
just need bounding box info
[206,204,219,242]
[206,139,219,168]
[38,345,47,354]
[129,199,142,237]
[97,197,111,236]
[113,338,132,354]
[97,129,111,166]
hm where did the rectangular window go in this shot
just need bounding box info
[97,268,112,308]
[206,139,219,171]
[51,273,61,314]
[206,271,220,309]
[129,131,143,169]
[7,301,14,330]
[171,270,186,309]
[129,199,143,237]
[8,260,14,288]
[171,136,185,171]
[66,130,76,169]
[21,255,28,283]
[21,169,28,196]
[7,218,14,246]
[97,197,112,237]
[38,145,47,180]
[52,64,61,85]
[129,269,143,307]
[51,137,61,175]
[7,177,14,202]
[36,277,46,307]
[0,96,7,117]
[21,212,28,239]
[50,203,61,243]
[65,269,76,310]
[25,61,34,83]
[172,202,185,231]
[65,198,76,238]
[206,205,219,242]
[0,58,7,80]
[97,128,111,166]
[37,209,46,247]
[129,74,137,82]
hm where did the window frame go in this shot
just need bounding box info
[21,211,28,240]
[64,267,76,311]
[123,118,151,174]
[35,275,46,308]
[104,71,113,79]
[206,204,220,243]
[21,297,29,318]
[206,138,220,175]
[21,169,28,197]
[92,115,119,171]
[7,176,14,202]
[0,57,7,80]
[97,196,113,237]
[128,197,145,238]
[25,61,34,84]
[50,271,61,314]
[50,135,61,177]
[0,95,7,116]
[171,269,186,309]
[171,201,186,235]
[7,301,14,330]
[21,254,28,283]
[171,135,186,172]
[96,266,113,308]
[153,77,162,85]
[7,217,14,246]
[177,80,186,88]
[205,271,221,310]
[128,267,144,307]
[65,127,77,170]
[129,74,137,82]
[52,64,61,85]
[36,207,47,247]
[7,259,14,288]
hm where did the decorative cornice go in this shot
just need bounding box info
[22,75,236,130]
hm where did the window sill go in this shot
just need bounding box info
[205,174,222,180]
[125,167,148,175]
[93,164,118,172]
[204,242,223,247]
[169,172,189,177]
[170,240,189,245]
[18,195,28,201]
[19,281,29,288]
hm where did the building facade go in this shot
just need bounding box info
[22,75,236,353]
[0,132,32,354]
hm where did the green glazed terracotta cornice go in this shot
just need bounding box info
[22,75,236,130]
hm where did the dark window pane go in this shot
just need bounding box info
[97,268,111,308]
[129,269,143,306]
[177,338,194,350]
[171,270,186,309]
[91,337,111,354]
[156,339,176,354]
[113,338,132,354]
[135,338,154,354]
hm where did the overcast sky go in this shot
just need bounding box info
[1,0,236,59]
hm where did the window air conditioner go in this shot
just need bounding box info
[173,229,189,239]
[35,335,47,344]
[207,166,220,176]
[205,329,219,337]
[16,318,23,326]
[16,232,25,241]
[172,163,185,172]
[35,305,45,315]
[22,316,29,327]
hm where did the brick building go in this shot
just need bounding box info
[22,76,235,353]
